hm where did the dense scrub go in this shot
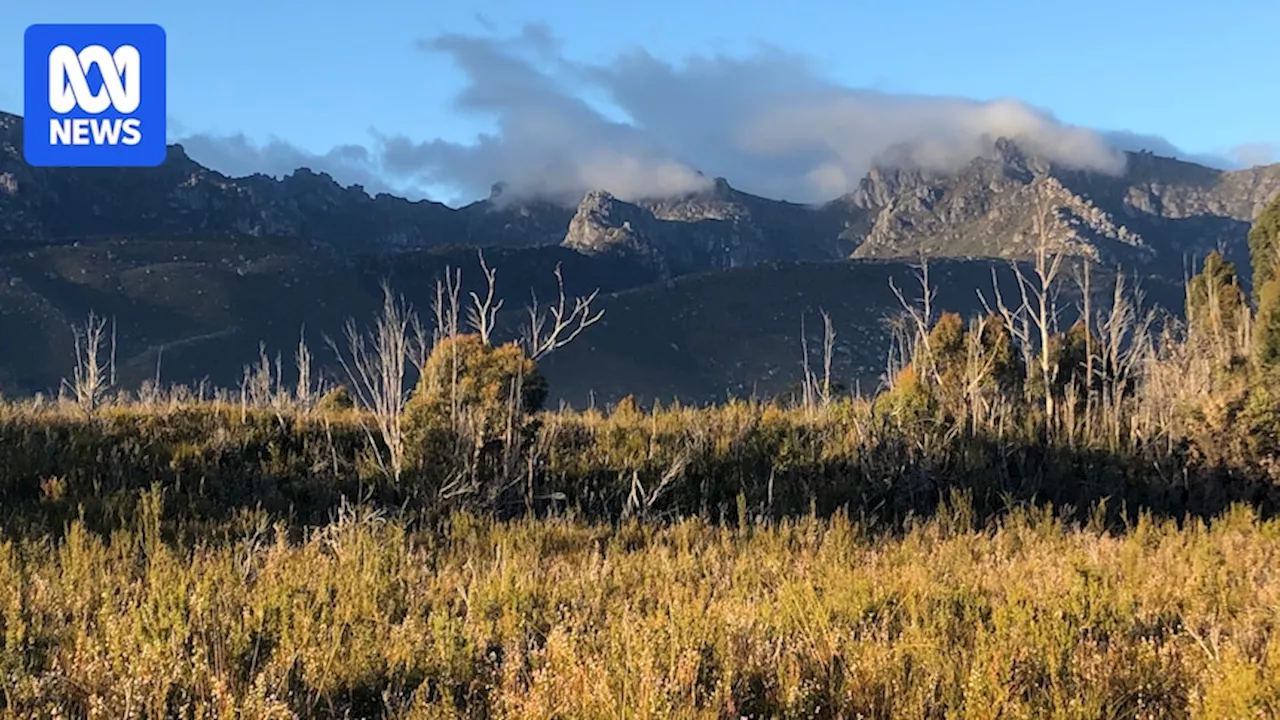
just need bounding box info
[0,388,1276,541]
[0,500,1277,718]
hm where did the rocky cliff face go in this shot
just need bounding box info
[561,178,854,277]
[836,139,1280,274]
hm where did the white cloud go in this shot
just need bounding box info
[168,25,1271,206]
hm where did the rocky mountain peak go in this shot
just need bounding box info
[562,190,672,273]
[708,176,734,199]
[569,190,658,237]
[841,138,1280,269]
[578,188,619,210]
[991,136,1028,165]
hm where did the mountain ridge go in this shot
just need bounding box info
[2,109,1280,403]
[5,109,1279,279]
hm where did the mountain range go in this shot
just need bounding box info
[1,109,1278,404]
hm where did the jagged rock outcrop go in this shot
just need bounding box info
[836,138,1280,274]
[562,190,663,263]
[561,190,728,276]
[562,179,853,277]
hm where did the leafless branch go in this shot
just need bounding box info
[523,263,605,360]
[466,250,504,345]
[432,266,462,346]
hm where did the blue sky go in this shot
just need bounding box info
[3,0,1277,205]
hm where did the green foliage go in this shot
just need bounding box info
[315,384,355,412]
[1255,276,1280,368]
[872,365,937,425]
[918,313,1025,418]
[403,335,546,488]
[1055,319,1092,391]
[977,313,1024,397]
[1187,250,1247,345]
[408,334,547,423]
[923,312,968,411]
[1249,196,1280,368]
[1237,375,1280,458]
[1022,320,1093,408]
[926,311,966,374]
[1247,193,1280,301]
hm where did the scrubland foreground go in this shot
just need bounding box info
[0,199,1279,717]
[0,498,1276,719]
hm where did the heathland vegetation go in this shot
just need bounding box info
[0,197,1279,717]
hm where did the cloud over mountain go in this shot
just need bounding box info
[170,24,1260,206]
[178,133,396,195]
[1230,143,1279,168]
[377,25,1128,204]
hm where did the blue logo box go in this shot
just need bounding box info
[23,23,167,167]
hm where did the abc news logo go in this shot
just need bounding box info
[47,44,144,147]
[23,24,167,167]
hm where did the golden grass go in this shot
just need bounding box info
[1,497,1277,718]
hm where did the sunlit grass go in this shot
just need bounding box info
[1,495,1276,718]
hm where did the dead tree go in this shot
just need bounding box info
[821,311,835,403]
[1071,259,1096,437]
[800,309,836,410]
[889,254,938,382]
[979,189,1067,427]
[63,311,116,415]
[1023,191,1067,422]
[1095,271,1155,447]
[295,326,315,409]
[432,266,462,346]
[522,263,605,361]
[326,281,414,483]
[889,256,935,352]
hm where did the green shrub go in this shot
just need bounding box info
[1249,196,1280,367]
[1187,250,1247,352]
[1247,193,1280,299]
[408,334,546,423]
[403,335,547,493]
[316,384,355,412]
[872,365,937,425]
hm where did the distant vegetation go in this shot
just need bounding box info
[0,197,1279,716]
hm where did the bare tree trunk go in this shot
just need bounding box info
[888,255,938,381]
[295,326,314,410]
[326,281,414,483]
[63,311,116,416]
[1030,193,1065,427]
[800,312,813,411]
[821,310,835,405]
[466,250,503,345]
[1081,260,1094,438]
